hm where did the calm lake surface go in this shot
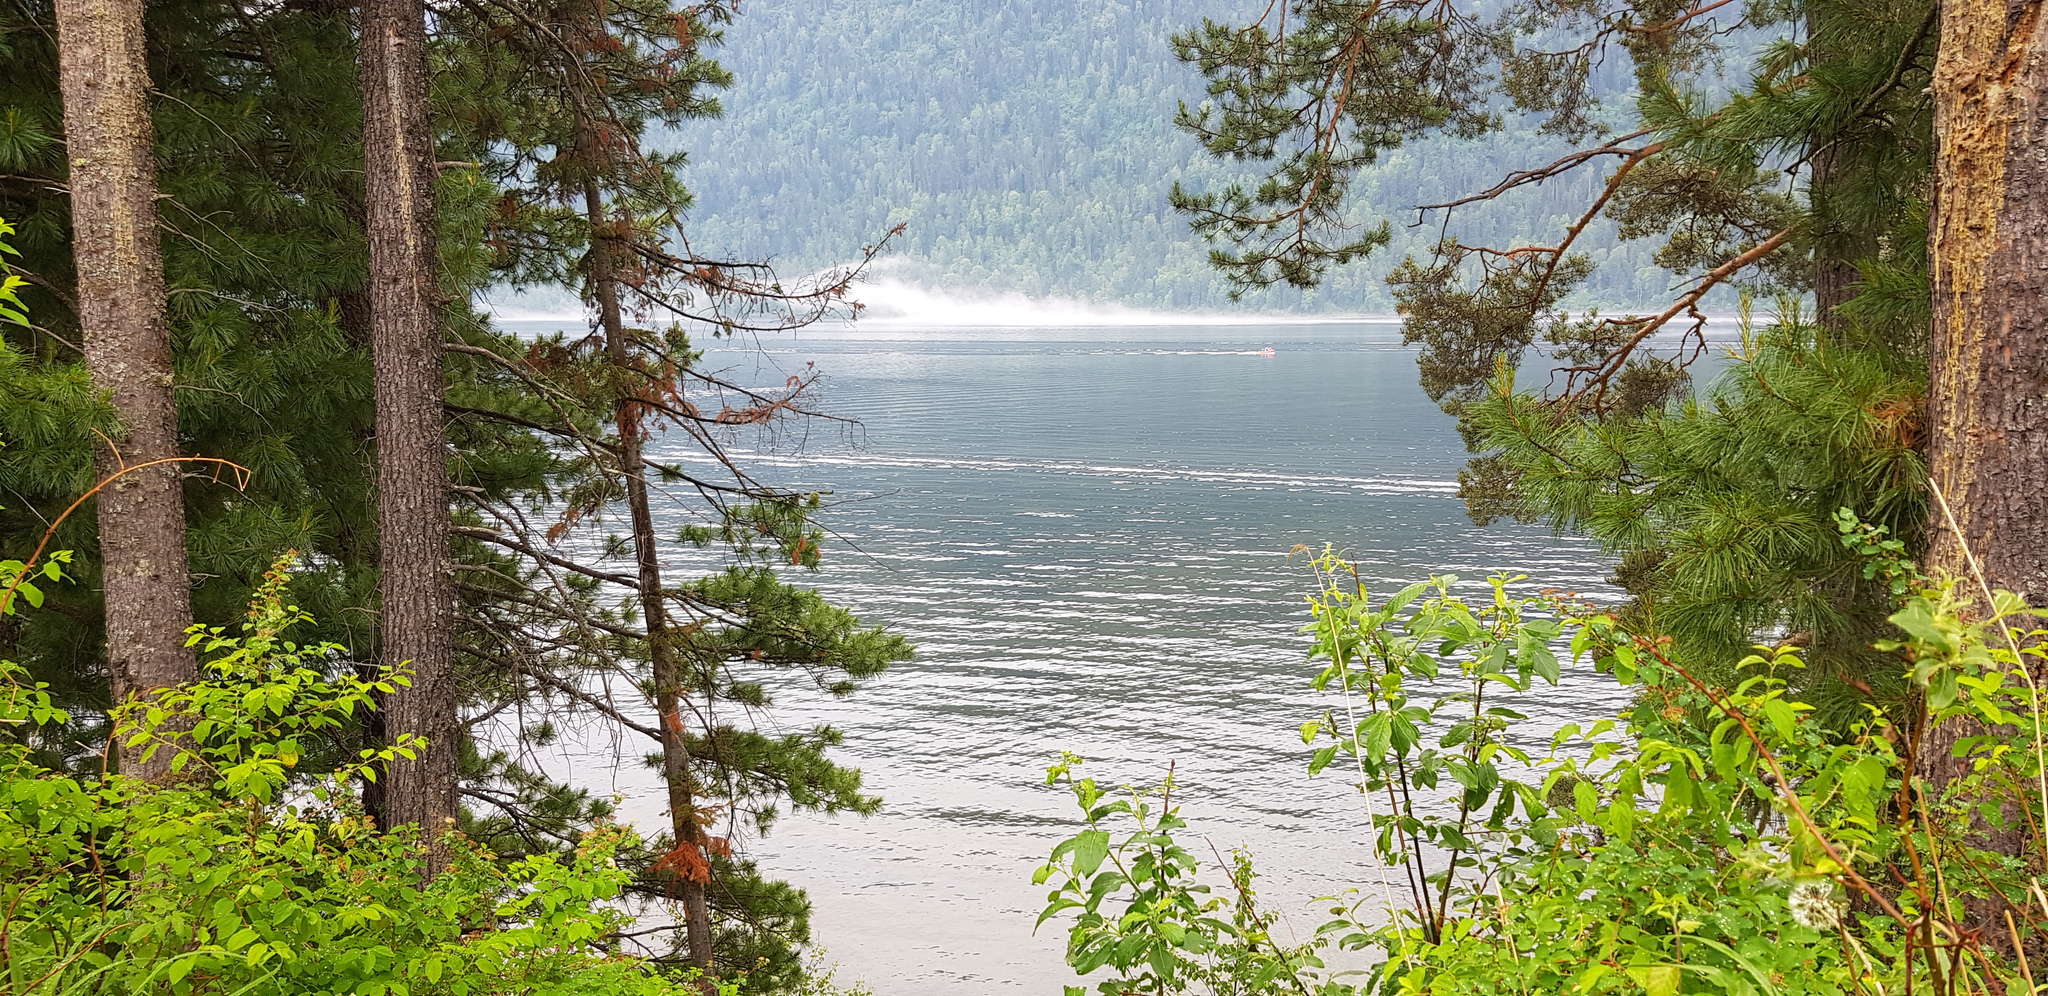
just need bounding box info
[504,319,1623,993]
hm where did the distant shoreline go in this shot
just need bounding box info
[483,277,1760,330]
[488,310,1752,330]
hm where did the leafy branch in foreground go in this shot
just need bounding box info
[0,216,26,328]
[1038,542,2048,995]
[0,564,734,995]
[1035,754,1332,996]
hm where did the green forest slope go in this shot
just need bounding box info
[658,0,1691,315]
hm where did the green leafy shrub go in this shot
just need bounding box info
[1037,541,2047,996]
[1037,755,1349,996]
[0,569,728,996]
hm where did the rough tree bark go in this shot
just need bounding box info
[1805,9,1859,339]
[1808,147,1859,336]
[1924,0,2048,638]
[1916,0,2047,939]
[582,176,718,975]
[54,0,196,778]
[362,0,456,872]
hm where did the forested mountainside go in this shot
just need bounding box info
[661,0,1690,314]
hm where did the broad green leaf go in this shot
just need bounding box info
[1520,629,1560,684]
[1627,964,1681,996]
[1071,829,1111,876]
[1573,780,1599,821]
[1762,698,1798,743]
[1384,581,1429,615]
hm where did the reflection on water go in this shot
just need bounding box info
[504,321,1624,993]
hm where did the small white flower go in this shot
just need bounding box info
[1787,878,1847,929]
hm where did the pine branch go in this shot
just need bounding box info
[1564,228,1792,407]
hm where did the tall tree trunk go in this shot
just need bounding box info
[54,0,196,778]
[1805,8,1859,338]
[362,0,456,872]
[1808,146,1859,337]
[1925,0,2048,628]
[1918,0,2047,940]
[583,177,717,975]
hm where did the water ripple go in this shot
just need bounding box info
[498,322,1626,993]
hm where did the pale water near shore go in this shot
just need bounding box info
[499,320,1625,993]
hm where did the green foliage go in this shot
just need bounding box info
[0,0,908,976]
[0,217,26,327]
[0,0,386,752]
[0,550,68,619]
[1172,0,1935,381]
[1170,0,1496,292]
[1296,568,1565,942]
[434,0,731,296]
[429,1,914,969]
[1036,755,1346,996]
[1462,318,1926,700]
[1168,0,1939,705]
[1039,553,2048,995]
[0,588,730,996]
[444,321,912,981]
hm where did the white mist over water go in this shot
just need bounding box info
[479,273,1392,328]
[847,276,1387,327]
[477,285,584,323]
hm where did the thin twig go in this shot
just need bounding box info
[0,456,250,612]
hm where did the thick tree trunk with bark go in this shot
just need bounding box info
[362,0,456,873]
[1812,256,1858,335]
[1925,0,2048,602]
[1917,0,2048,941]
[55,0,196,777]
[583,179,717,975]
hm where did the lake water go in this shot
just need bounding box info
[505,319,1624,993]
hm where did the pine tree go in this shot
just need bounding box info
[1168,0,1939,693]
[586,160,718,972]
[428,0,913,977]
[52,0,195,778]
[362,0,459,868]
[1462,317,1925,713]
[6,0,912,972]
[1922,0,2048,602]
[1908,0,2047,933]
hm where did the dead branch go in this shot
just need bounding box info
[1415,129,1657,215]
[1563,227,1791,405]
